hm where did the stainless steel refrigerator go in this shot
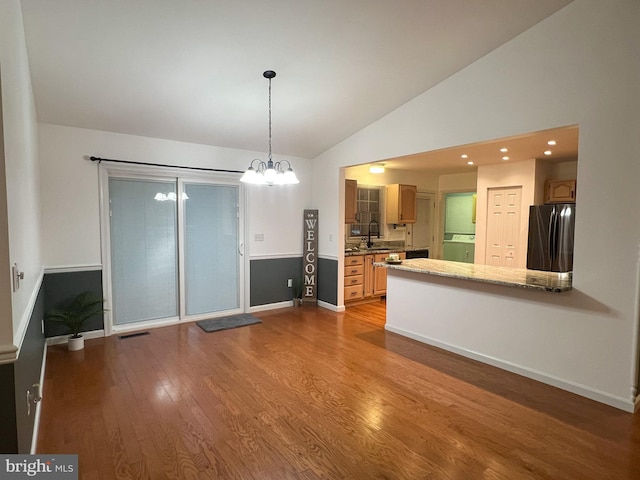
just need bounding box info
[526,203,575,272]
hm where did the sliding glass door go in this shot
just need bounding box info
[110,178,179,325]
[181,181,240,318]
[107,173,243,331]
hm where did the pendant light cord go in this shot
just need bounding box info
[268,75,272,164]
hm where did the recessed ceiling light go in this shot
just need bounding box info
[544,150,552,155]
[547,140,557,146]
[467,161,474,165]
[502,156,509,161]
[461,154,468,159]
[369,163,385,174]
[500,148,508,153]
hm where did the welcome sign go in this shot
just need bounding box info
[302,209,318,304]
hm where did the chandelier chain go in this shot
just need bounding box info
[268,76,272,162]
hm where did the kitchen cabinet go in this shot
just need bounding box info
[545,179,576,203]
[344,255,364,301]
[345,252,407,303]
[345,179,358,224]
[386,184,417,224]
[373,252,406,296]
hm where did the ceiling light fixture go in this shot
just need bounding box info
[467,161,474,165]
[461,154,468,159]
[544,150,552,156]
[502,156,509,161]
[240,70,299,186]
[369,163,385,174]
[547,140,557,146]
[500,148,508,153]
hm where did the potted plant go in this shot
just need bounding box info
[46,291,106,351]
[292,279,303,307]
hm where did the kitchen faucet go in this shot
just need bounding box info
[367,219,380,248]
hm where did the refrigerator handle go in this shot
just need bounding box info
[549,207,558,263]
[548,209,556,262]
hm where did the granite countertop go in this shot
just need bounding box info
[376,258,572,293]
[344,247,406,257]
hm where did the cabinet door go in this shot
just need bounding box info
[400,185,417,223]
[345,179,358,224]
[386,184,417,224]
[372,254,388,295]
[363,255,374,298]
[545,180,576,203]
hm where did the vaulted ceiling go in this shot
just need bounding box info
[20,0,573,159]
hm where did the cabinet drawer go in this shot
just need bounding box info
[344,265,364,276]
[374,253,388,263]
[345,256,364,266]
[344,274,364,286]
[344,285,363,300]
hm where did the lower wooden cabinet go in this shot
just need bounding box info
[373,252,406,296]
[344,252,406,303]
[344,256,364,301]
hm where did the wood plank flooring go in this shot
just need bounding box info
[37,302,640,479]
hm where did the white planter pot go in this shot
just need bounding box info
[68,335,84,351]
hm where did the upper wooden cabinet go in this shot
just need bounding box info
[386,184,417,224]
[345,179,358,224]
[545,179,576,203]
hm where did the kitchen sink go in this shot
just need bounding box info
[366,247,391,251]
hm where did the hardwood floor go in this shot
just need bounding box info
[37,302,640,479]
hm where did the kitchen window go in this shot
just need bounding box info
[348,186,384,237]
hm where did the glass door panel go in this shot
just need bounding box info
[183,182,240,316]
[109,178,179,325]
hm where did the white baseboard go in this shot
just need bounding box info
[248,300,343,313]
[248,301,294,313]
[46,329,105,346]
[385,324,636,413]
[317,300,344,312]
[30,342,47,454]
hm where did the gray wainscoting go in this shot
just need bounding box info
[318,257,338,306]
[0,364,18,452]
[43,269,103,337]
[249,257,338,307]
[250,257,303,307]
[0,286,45,453]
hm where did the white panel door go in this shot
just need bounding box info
[408,194,434,248]
[485,187,522,267]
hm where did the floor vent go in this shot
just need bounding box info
[118,331,150,340]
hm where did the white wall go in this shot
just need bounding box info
[345,164,439,192]
[39,123,313,268]
[312,0,640,407]
[437,172,477,193]
[0,0,42,356]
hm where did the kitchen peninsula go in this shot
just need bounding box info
[379,258,572,292]
[381,257,582,408]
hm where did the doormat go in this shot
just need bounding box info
[196,313,262,333]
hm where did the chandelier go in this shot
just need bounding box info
[240,70,299,186]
